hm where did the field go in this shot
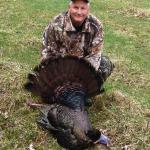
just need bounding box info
[0,0,150,149]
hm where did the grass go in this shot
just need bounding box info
[0,0,150,149]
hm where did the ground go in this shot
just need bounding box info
[0,0,150,149]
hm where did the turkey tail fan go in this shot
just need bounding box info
[24,56,103,103]
[24,72,53,103]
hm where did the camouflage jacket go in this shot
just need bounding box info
[41,11,104,70]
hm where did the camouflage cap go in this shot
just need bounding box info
[71,0,90,3]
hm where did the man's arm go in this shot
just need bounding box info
[41,23,59,61]
[85,19,104,71]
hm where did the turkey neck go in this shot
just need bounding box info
[55,84,86,110]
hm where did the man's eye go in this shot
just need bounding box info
[81,7,85,10]
[74,6,78,9]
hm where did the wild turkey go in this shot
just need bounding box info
[27,102,102,150]
[24,56,106,149]
[24,55,104,108]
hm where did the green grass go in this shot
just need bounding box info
[0,0,150,149]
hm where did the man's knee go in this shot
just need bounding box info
[99,55,114,81]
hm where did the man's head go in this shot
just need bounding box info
[69,0,90,27]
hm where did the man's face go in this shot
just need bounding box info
[69,1,90,26]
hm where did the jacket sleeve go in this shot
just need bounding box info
[41,23,60,59]
[85,20,104,71]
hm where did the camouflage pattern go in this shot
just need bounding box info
[99,55,115,81]
[41,11,114,80]
[41,11,103,70]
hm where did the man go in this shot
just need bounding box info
[41,0,114,82]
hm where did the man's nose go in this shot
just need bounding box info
[77,8,82,15]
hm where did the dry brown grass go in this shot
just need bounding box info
[0,0,149,149]
[1,61,149,150]
[89,91,150,150]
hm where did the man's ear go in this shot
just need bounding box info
[68,2,72,10]
[68,5,70,10]
[88,5,90,12]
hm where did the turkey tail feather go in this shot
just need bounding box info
[24,56,103,103]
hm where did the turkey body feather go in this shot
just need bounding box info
[28,102,95,150]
